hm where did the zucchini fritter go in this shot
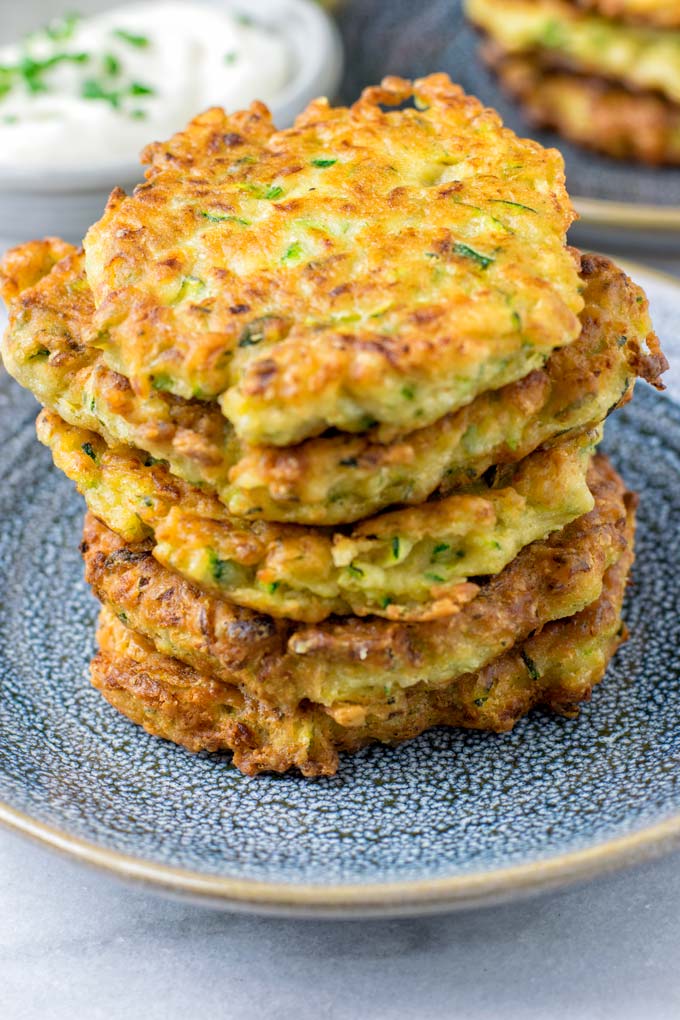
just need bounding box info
[484,43,680,165]
[466,0,680,105]
[91,523,634,777]
[82,73,583,445]
[40,410,597,622]
[82,454,630,711]
[574,0,680,28]
[1,245,665,524]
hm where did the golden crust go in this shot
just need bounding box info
[82,454,631,711]
[91,522,634,777]
[82,73,583,445]
[573,0,680,28]
[1,247,665,524]
[40,409,596,623]
[484,43,680,165]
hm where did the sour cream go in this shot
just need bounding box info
[0,2,290,169]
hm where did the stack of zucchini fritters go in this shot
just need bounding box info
[0,75,667,776]
[467,0,680,164]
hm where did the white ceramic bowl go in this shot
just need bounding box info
[0,0,343,244]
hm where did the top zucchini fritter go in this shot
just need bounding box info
[467,0,680,104]
[83,73,583,446]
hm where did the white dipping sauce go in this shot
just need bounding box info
[0,2,290,168]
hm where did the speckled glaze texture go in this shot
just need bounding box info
[0,367,678,887]
[335,0,680,207]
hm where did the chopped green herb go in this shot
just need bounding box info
[391,536,401,560]
[265,580,280,595]
[282,241,303,263]
[381,597,392,609]
[432,543,450,559]
[265,185,283,200]
[199,210,250,226]
[347,564,364,579]
[425,572,445,583]
[489,199,537,214]
[81,78,120,107]
[113,28,150,48]
[511,310,521,331]
[81,441,97,461]
[129,81,154,96]
[452,243,494,269]
[311,158,337,168]
[27,347,50,360]
[401,384,415,400]
[117,610,128,624]
[521,649,541,681]
[103,53,121,76]
[209,552,241,585]
[150,373,173,391]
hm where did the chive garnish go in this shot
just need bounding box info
[113,28,150,48]
[452,243,494,269]
[311,158,337,168]
[282,241,303,263]
[391,537,400,560]
[81,442,97,461]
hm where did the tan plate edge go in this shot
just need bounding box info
[574,195,680,232]
[2,799,680,917]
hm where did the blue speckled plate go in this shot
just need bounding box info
[0,263,678,918]
[335,1,680,251]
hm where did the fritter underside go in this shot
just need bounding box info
[482,42,680,165]
[41,410,597,623]
[466,0,680,108]
[82,454,631,712]
[0,243,665,525]
[91,502,635,777]
[81,74,584,446]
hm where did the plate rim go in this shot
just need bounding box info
[574,195,680,232]
[0,258,678,918]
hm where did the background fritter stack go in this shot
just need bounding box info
[0,74,667,776]
[466,0,680,165]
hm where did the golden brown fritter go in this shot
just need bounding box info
[573,0,680,28]
[1,244,665,524]
[466,0,680,105]
[91,522,634,777]
[41,410,596,622]
[82,454,631,712]
[483,42,680,166]
[82,73,584,445]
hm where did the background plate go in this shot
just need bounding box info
[334,1,680,250]
[0,264,678,917]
